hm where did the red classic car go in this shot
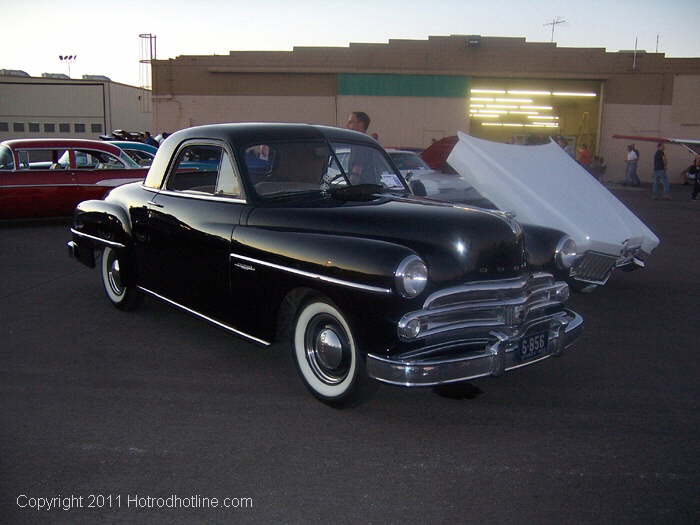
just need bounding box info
[0,139,148,219]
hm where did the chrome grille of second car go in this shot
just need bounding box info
[571,251,619,284]
[397,272,569,340]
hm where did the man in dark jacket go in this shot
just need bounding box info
[652,143,671,200]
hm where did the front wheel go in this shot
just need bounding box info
[100,246,141,311]
[292,297,374,407]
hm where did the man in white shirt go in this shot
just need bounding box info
[624,144,641,186]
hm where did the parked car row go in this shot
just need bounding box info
[0,139,148,219]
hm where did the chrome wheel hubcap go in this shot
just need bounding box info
[106,251,124,296]
[305,314,351,385]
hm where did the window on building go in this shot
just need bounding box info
[44,123,56,133]
[0,122,8,132]
[74,123,86,133]
[13,123,25,132]
[91,123,103,133]
[28,123,40,133]
[59,123,70,133]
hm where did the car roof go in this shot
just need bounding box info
[144,123,380,191]
[1,138,123,155]
[385,149,419,154]
[108,141,158,153]
[165,123,376,147]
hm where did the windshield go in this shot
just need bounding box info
[242,140,408,199]
[390,152,430,171]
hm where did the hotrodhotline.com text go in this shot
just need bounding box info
[16,493,253,512]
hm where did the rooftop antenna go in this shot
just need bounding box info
[544,17,566,43]
[633,37,638,70]
[655,34,659,53]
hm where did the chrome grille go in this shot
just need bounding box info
[572,251,618,284]
[398,272,569,341]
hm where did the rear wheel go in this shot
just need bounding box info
[292,297,374,407]
[100,246,141,310]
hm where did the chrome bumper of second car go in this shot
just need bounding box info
[366,309,583,387]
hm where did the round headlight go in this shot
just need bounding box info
[555,236,578,270]
[395,255,428,298]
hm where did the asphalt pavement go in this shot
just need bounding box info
[1,184,698,524]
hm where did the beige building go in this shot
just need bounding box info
[0,74,152,141]
[151,35,700,182]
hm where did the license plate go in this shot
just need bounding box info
[519,330,549,362]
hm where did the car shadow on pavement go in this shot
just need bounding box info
[432,383,484,400]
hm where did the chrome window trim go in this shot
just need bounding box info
[2,184,76,188]
[230,253,393,295]
[155,188,247,205]
[70,228,126,249]
[136,286,270,346]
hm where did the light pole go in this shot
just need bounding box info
[59,55,77,78]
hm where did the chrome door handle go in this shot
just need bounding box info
[146,200,163,208]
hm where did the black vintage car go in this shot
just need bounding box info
[68,123,583,405]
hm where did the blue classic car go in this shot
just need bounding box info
[69,123,583,406]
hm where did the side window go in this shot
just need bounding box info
[0,146,14,170]
[167,144,222,194]
[216,151,242,197]
[17,149,68,170]
[73,150,125,169]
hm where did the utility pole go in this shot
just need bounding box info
[544,17,566,43]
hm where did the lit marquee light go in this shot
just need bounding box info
[508,111,539,115]
[470,89,506,94]
[485,104,518,109]
[521,105,553,110]
[495,98,532,103]
[470,97,495,102]
[508,90,551,96]
[552,92,596,97]
[527,115,559,120]
[472,114,500,118]
[482,122,503,126]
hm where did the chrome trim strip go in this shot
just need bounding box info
[155,188,246,204]
[70,228,125,248]
[136,286,271,346]
[2,184,76,188]
[229,253,393,295]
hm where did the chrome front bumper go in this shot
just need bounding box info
[366,309,583,387]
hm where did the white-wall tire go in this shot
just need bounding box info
[100,246,140,311]
[292,298,368,405]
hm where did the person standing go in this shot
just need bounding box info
[683,155,700,200]
[652,142,671,200]
[578,144,592,170]
[624,144,640,186]
[344,112,380,185]
[143,131,159,148]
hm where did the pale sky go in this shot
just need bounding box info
[4,0,699,87]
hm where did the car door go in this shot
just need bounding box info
[71,148,146,202]
[140,140,246,322]
[0,146,77,219]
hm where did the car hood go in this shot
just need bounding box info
[246,193,525,284]
[447,132,660,256]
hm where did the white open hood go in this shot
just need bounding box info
[447,132,660,256]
